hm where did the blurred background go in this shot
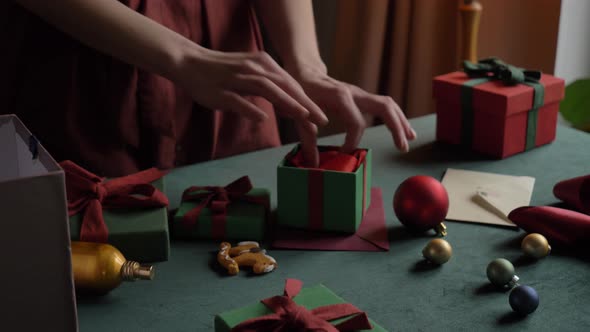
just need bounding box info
[274,0,590,141]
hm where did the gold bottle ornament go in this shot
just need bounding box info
[71,241,154,294]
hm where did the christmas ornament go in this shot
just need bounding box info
[71,241,153,295]
[394,175,449,236]
[486,258,519,288]
[509,285,539,315]
[422,238,453,264]
[521,233,551,259]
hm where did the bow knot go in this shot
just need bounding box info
[231,279,372,331]
[463,57,541,85]
[60,161,169,243]
[180,176,268,239]
[92,184,108,202]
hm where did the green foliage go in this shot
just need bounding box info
[560,79,590,131]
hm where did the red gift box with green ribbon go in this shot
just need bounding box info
[433,58,565,158]
[277,145,372,233]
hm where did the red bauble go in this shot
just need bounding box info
[393,175,449,233]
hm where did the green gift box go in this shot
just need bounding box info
[214,279,387,331]
[172,176,269,241]
[277,145,372,233]
[68,177,170,263]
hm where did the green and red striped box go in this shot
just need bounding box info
[277,145,372,233]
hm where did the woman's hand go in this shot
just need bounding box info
[176,49,327,125]
[288,64,417,154]
[174,48,327,166]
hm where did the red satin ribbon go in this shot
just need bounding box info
[181,176,268,239]
[60,160,169,243]
[287,147,368,230]
[231,279,373,331]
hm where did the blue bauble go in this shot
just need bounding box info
[509,285,539,315]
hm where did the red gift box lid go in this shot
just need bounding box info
[433,71,565,117]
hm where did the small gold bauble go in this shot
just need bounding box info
[521,233,551,259]
[422,238,453,265]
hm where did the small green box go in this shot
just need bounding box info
[172,188,269,241]
[69,178,169,263]
[277,145,372,233]
[214,283,387,331]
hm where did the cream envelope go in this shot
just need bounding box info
[441,168,535,227]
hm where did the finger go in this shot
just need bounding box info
[348,84,416,140]
[356,95,408,152]
[266,71,329,126]
[295,121,319,168]
[394,105,417,140]
[219,91,268,122]
[231,74,310,121]
[334,90,366,153]
[246,53,329,126]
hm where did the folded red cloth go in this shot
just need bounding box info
[508,206,590,248]
[287,146,366,172]
[554,174,590,214]
[508,174,590,248]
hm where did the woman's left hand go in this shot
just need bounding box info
[288,64,417,154]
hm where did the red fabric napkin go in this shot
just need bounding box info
[553,174,590,214]
[508,174,590,248]
[508,206,590,248]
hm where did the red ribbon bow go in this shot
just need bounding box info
[181,176,268,240]
[232,279,373,331]
[60,160,169,243]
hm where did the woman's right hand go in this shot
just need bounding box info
[173,48,328,166]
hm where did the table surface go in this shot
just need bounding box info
[77,115,590,332]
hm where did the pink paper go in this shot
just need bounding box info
[272,187,389,251]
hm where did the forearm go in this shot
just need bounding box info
[14,0,199,81]
[253,0,326,74]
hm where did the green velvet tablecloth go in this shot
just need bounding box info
[77,115,590,331]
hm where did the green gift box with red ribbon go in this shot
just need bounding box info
[215,279,387,331]
[172,176,270,241]
[64,161,170,263]
[434,58,565,159]
[277,145,372,233]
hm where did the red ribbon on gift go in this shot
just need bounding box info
[287,147,368,230]
[232,279,373,331]
[60,160,169,243]
[181,176,268,240]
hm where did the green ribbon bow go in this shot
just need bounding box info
[460,58,545,151]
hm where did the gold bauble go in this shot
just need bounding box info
[422,238,453,265]
[521,233,551,259]
[71,241,153,295]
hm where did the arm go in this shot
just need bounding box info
[254,0,416,152]
[14,0,326,127]
[15,0,188,82]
